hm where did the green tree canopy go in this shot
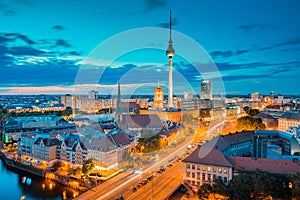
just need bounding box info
[236,116,266,131]
[243,106,259,117]
[133,134,167,153]
[202,170,293,200]
[82,158,95,175]
[52,160,63,171]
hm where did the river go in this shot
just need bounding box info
[0,158,81,200]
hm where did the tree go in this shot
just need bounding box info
[243,106,259,117]
[52,160,63,171]
[68,166,82,177]
[291,173,300,199]
[212,177,228,196]
[236,116,266,131]
[82,159,95,176]
[133,134,167,153]
[198,184,213,199]
[227,171,292,200]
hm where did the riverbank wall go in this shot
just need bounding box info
[0,151,87,192]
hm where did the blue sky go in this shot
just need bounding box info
[0,0,299,96]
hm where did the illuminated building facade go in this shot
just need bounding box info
[153,82,164,110]
[200,80,212,100]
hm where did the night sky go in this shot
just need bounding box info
[0,0,299,96]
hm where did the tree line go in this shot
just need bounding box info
[198,170,300,200]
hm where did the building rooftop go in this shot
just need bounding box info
[255,112,275,119]
[183,146,233,167]
[34,137,60,147]
[254,130,294,140]
[85,137,116,152]
[107,130,132,147]
[205,131,254,152]
[279,112,300,121]
[119,114,163,130]
[227,156,300,174]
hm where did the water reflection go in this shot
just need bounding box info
[0,158,81,199]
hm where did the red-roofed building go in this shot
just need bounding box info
[183,130,300,192]
[227,156,300,175]
[183,146,233,191]
[118,114,163,131]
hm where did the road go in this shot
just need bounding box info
[123,162,183,200]
[75,120,225,200]
[96,140,193,200]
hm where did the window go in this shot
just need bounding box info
[224,169,227,174]
[197,172,200,180]
[207,167,211,172]
[197,165,201,170]
[213,168,216,173]
[213,174,217,181]
[202,173,206,181]
[218,168,222,173]
[224,177,228,184]
[192,172,195,178]
[208,174,211,181]
[202,166,206,171]
[187,164,190,169]
[192,165,195,170]
[187,172,190,178]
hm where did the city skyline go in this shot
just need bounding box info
[0,0,300,95]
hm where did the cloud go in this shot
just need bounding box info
[69,51,80,55]
[55,39,71,47]
[12,0,38,6]
[235,50,249,55]
[210,49,249,59]
[0,33,35,45]
[210,50,233,58]
[222,74,265,82]
[52,25,65,31]
[159,18,179,28]
[259,38,300,51]
[143,0,166,10]
[8,46,46,56]
[237,24,275,32]
[276,38,300,47]
[221,67,292,82]
[4,9,16,15]
[0,2,7,9]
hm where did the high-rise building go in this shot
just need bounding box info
[184,92,193,100]
[270,91,275,101]
[251,92,260,101]
[166,9,175,108]
[153,81,164,110]
[88,90,98,100]
[200,80,212,100]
